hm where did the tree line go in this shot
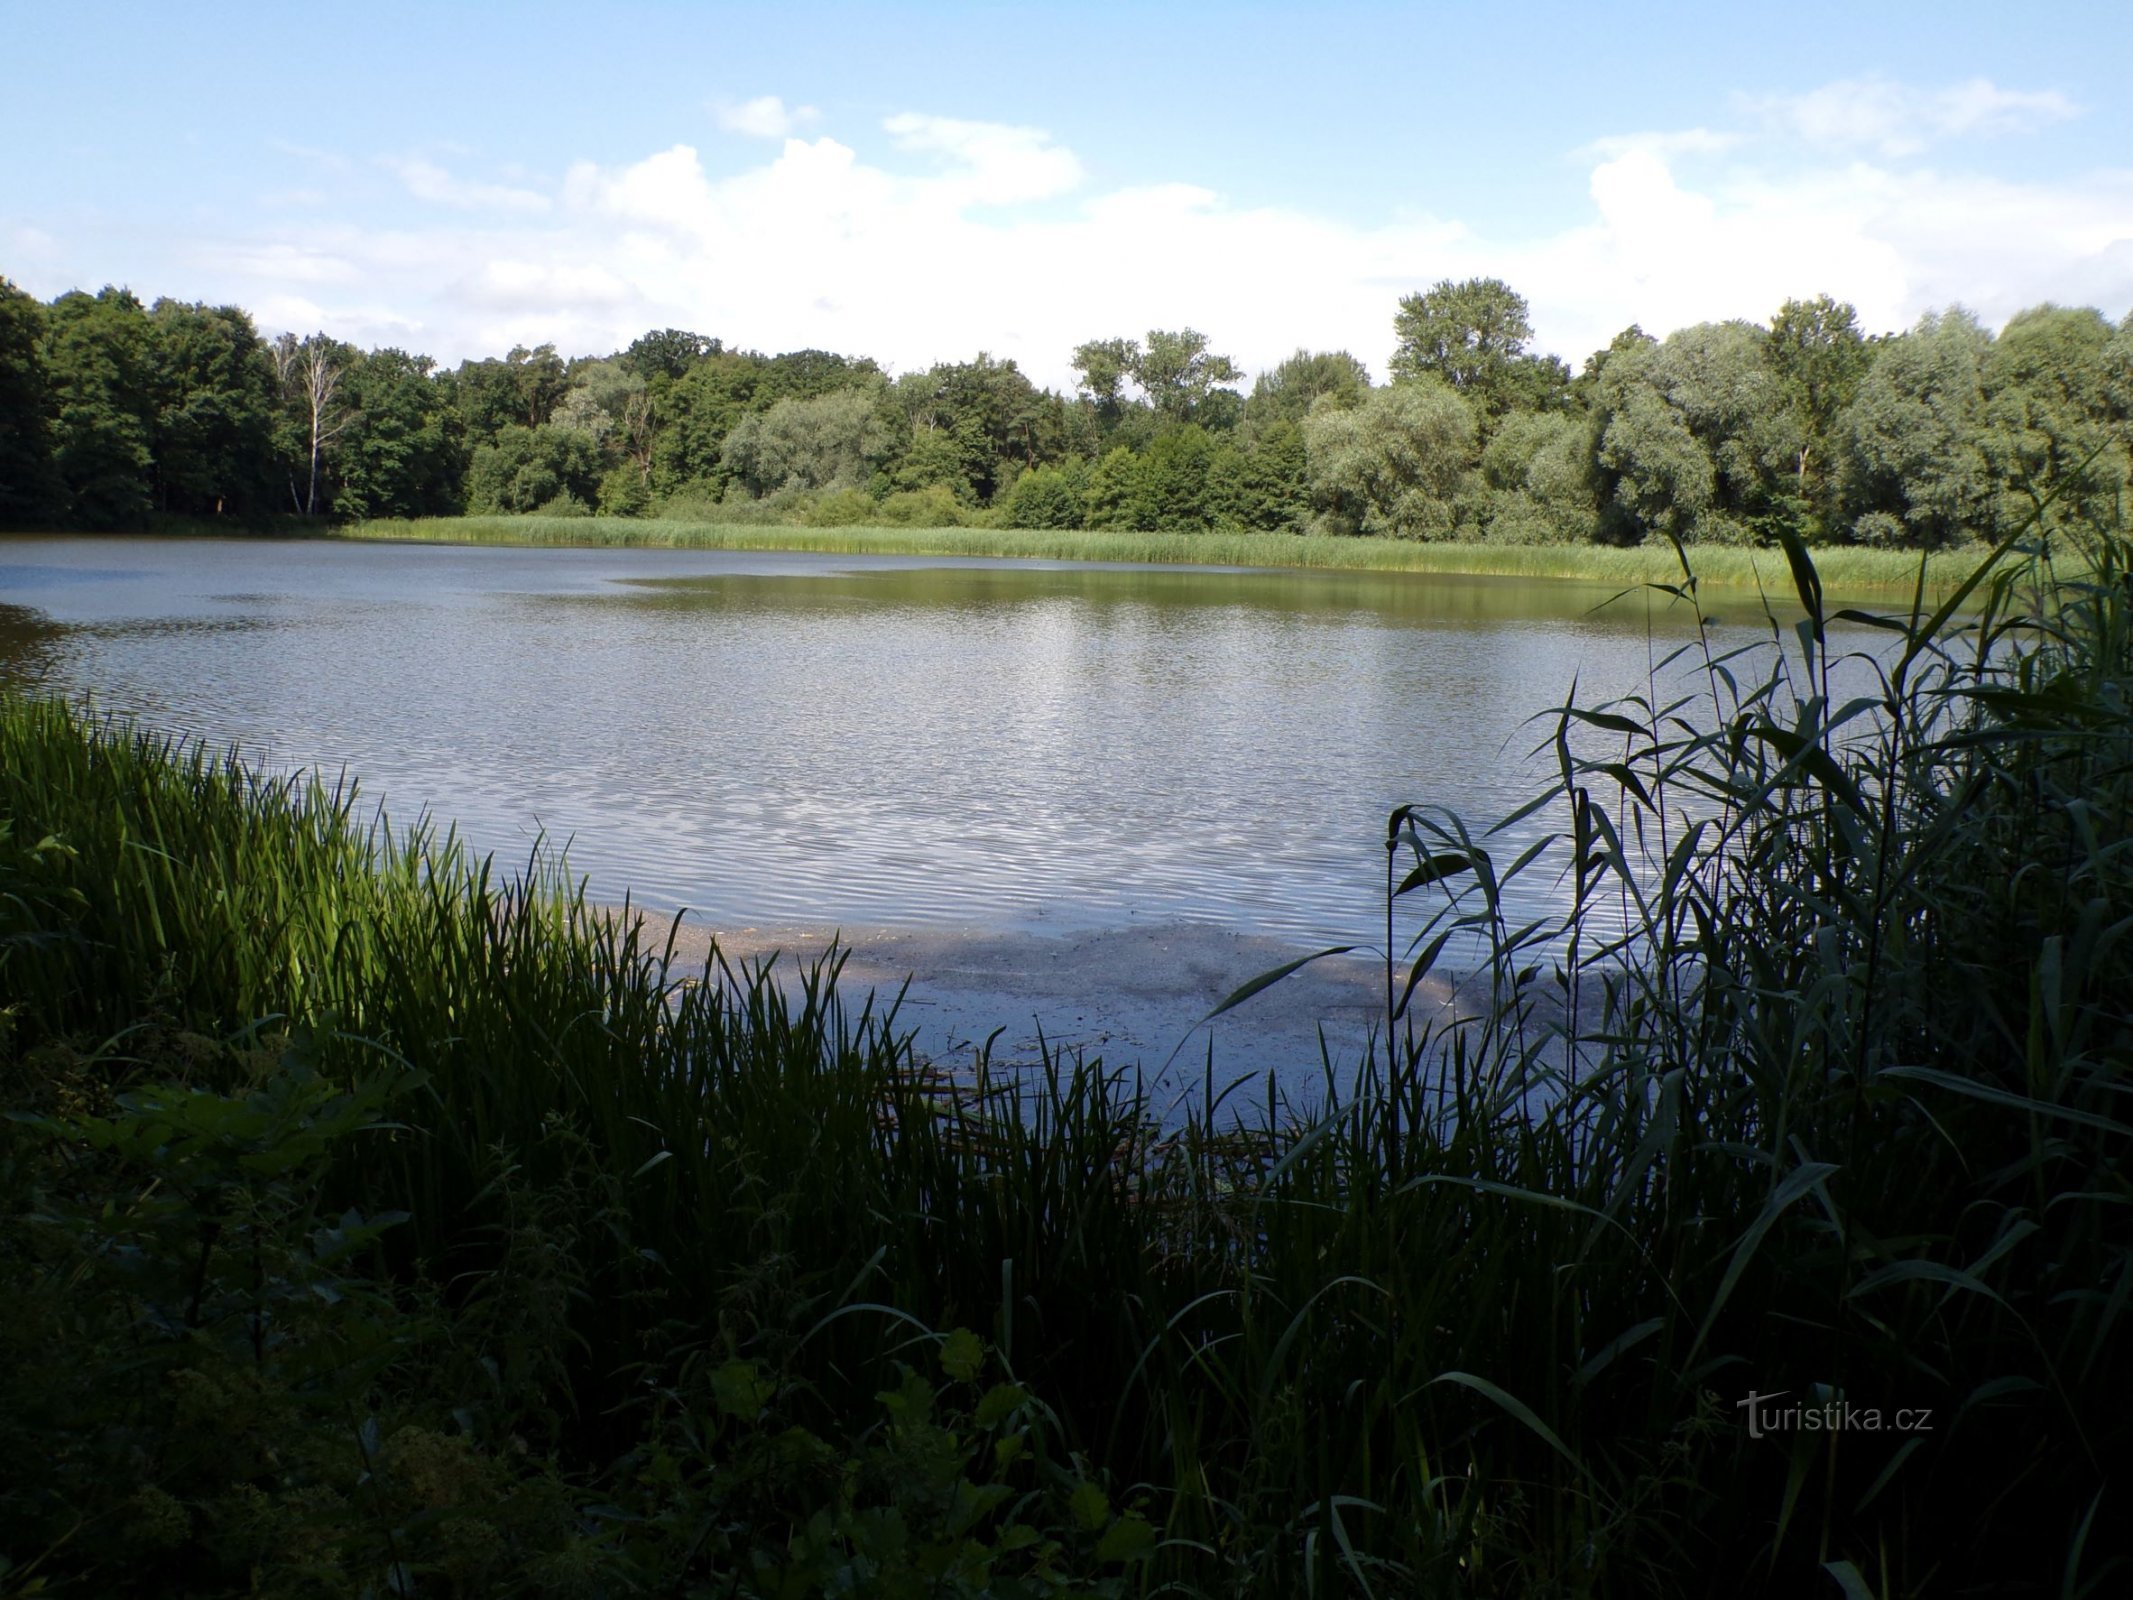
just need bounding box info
[2,272,2128,549]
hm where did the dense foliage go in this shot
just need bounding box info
[3,273,2128,548]
[4,509,2127,1593]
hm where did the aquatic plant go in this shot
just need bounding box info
[1,506,2125,1593]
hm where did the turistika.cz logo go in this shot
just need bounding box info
[1736,1390,1934,1440]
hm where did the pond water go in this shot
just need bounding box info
[3,535,1821,1088]
[8,533,1868,1100]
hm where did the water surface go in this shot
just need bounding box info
[1,534,1773,953]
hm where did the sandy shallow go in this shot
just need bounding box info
[617,912,1462,1114]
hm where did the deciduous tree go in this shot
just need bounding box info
[1391,278,1569,421]
[44,287,159,528]
[1841,309,1995,549]
[268,332,355,517]
[0,278,59,525]
[1303,378,1477,538]
[1766,295,1873,537]
[1245,349,1370,431]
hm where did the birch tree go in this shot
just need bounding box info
[269,332,353,516]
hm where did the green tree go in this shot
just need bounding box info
[1574,325,1657,404]
[146,299,276,516]
[1592,361,1715,545]
[760,347,882,404]
[1978,304,2126,536]
[1071,331,1243,430]
[553,358,644,446]
[1476,410,1598,544]
[1225,419,1311,531]
[1588,322,1796,545]
[721,387,894,498]
[893,353,1061,502]
[1070,337,1138,425]
[2106,311,2133,433]
[445,343,570,450]
[1133,425,1220,528]
[1841,309,1995,549]
[507,343,569,428]
[999,462,1087,529]
[0,278,59,525]
[622,328,721,382]
[43,287,159,528]
[1081,447,1146,530]
[464,423,602,514]
[650,350,769,498]
[1390,278,1569,421]
[1303,377,1477,538]
[597,460,652,516]
[1766,295,1873,537]
[332,349,464,519]
[1133,329,1243,427]
[1245,349,1370,431]
[889,426,973,499]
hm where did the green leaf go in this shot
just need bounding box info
[1068,1482,1110,1532]
[1776,524,1825,642]
[1394,853,1472,897]
[1202,945,1362,1021]
[1847,1258,2005,1307]
[940,1326,985,1384]
[1095,1512,1156,1563]
[1880,1065,2129,1135]
[711,1359,776,1419]
[975,1381,1029,1429]
[1429,1371,1579,1469]
[1567,707,1649,737]
[1693,1161,1838,1357]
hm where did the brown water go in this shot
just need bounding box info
[0,534,1775,954]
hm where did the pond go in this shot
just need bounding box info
[0,534,1807,1090]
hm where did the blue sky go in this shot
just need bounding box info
[6,2,2130,385]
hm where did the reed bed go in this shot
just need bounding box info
[341,513,1990,597]
[2,514,2126,1596]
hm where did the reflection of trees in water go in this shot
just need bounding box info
[0,603,64,690]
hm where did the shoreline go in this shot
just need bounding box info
[616,911,1431,1110]
[333,514,1989,598]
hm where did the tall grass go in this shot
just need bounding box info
[342,513,1991,596]
[2,513,2126,1594]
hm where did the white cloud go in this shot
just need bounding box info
[249,290,426,346]
[1740,76,2078,157]
[196,241,360,285]
[714,95,819,139]
[452,259,633,311]
[105,81,2132,384]
[387,157,551,214]
[1578,128,1740,163]
[882,112,1084,204]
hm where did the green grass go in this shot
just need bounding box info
[3,515,2128,1595]
[343,513,1993,597]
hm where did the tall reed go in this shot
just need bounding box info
[2,512,2125,1594]
[341,513,1990,596]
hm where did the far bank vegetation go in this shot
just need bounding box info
[4,273,2129,554]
